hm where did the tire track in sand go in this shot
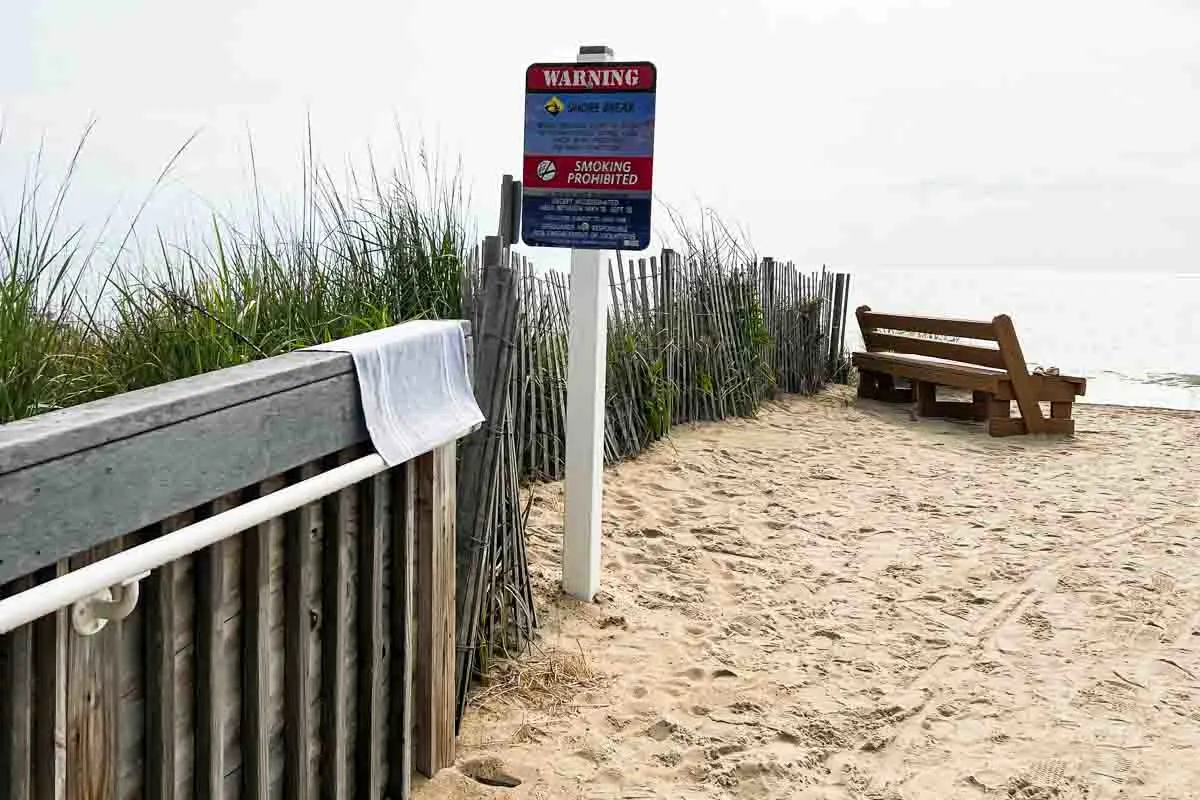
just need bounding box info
[870,513,1184,789]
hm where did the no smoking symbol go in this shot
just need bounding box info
[536,160,557,181]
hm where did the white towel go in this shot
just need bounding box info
[307,320,483,465]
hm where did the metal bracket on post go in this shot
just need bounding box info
[71,570,151,635]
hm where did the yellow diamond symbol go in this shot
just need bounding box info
[544,96,564,115]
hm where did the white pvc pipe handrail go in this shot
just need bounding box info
[0,453,390,635]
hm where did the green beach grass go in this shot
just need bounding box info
[2,130,473,424]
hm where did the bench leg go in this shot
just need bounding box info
[971,391,991,420]
[1051,401,1072,420]
[876,374,914,404]
[876,373,895,401]
[857,370,879,399]
[913,381,937,417]
[989,399,1076,436]
[1049,401,1076,435]
[986,398,1020,436]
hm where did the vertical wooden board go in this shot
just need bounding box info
[33,562,68,800]
[375,472,394,799]
[0,575,35,799]
[389,463,416,800]
[341,468,361,796]
[266,486,287,797]
[284,463,318,800]
[119,555,145,800]
[173,550,197,800]
[244,478,283,800]
[222,530,245,800]
[195,497,234,800]
[319,454,353,800]
[144,515,189,800]
[305,470,325,796]
[357,473,387,799]
[413,446,455,777]
[67,541,122,800]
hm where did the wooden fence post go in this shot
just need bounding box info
[414,443,456,777]
[454,236,518,724]
[828,273,847,380]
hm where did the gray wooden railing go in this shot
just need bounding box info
[0,322,470,799]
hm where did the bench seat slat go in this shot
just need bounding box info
[858,311,998,342]
[852,352,1004,394]
[852,352,1086,400]
[866,333,1007,370]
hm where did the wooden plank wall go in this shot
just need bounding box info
[0,446,454,799]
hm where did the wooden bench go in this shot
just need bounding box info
[851,306,1086,436]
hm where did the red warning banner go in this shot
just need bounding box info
[525,62,657,93]
[522,155,654,192]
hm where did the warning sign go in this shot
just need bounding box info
[521,60,657,250]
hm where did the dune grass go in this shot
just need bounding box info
[0,131,473,424]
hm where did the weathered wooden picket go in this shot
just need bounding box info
[500,250,852,481]
[0,326,466,799]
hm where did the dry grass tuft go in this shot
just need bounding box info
[472,644,605,713]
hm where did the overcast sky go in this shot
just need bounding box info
[2,0,1198,271]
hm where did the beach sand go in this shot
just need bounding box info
[416,389,1200,799]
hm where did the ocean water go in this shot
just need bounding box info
[844,269,1200,412]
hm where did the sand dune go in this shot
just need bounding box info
[417,388,1200,799]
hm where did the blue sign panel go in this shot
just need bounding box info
[522,61,657,251]
[522,194,653,251]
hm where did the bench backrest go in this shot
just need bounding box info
[855,306,1028,374]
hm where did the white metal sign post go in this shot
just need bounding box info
[563,45,613,602]
[520,45,657,601]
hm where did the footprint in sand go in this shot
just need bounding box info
[459,756,522,788]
